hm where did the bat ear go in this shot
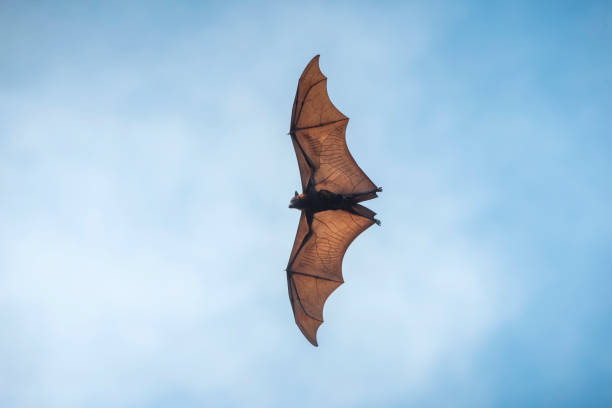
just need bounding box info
[294,191,299,196]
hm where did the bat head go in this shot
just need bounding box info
[289,191,303,209]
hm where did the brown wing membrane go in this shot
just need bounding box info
[286,209,375,345]
[290,56,377,195]
[291,135,312,192]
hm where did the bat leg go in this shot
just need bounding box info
[358,211,381,226]
[349,204,382,226]
[343,187,383,203]
[349,187,382,198]
[346,187,382,198]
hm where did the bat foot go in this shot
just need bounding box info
[374,218,381,226]
[376,186,383,192]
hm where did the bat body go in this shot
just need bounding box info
[286,55,381,346]
[289,189,381,217]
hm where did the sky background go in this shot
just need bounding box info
[1,1,611,407]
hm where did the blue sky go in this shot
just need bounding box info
[1,1,611,407]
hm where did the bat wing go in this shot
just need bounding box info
[290,55,378,195]
[286,208,375,345]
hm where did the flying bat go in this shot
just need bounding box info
[286,55,382,346]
